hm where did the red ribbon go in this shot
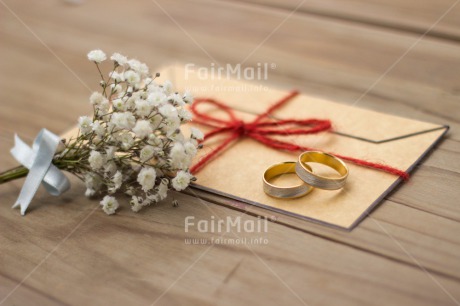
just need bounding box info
[189,91,409,180]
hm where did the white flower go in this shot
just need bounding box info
[169,131,185,142]
[106,146,117,159]
[171,170,192,191]
[111,112,136,130]
[162,116,180,136]
[89,92,106,105]
[147,83,161,93]
[139,90,148,100]
[159,104,178,119]
[157,178,169,200]
[183,91,194,104]
[104,161,117,176]
[133,120,153,139]
[135,99,153,117]
[148,134,163,147]
[85,174,96,190]
[124,70,140,85]
[85,173,99,189]
[127,59,141,71]
[178,108,192,121]
[110,52,128,66]
[126,59,148,76]
[169,142,188,169]
[147,92,167,107]
[122,98,134,111]
[137,167,157,192]
[84,173,102,196]
[190,127,204,140]
[110,71,125,82]
[149,115,163,130]
[130,196,143,212]
[110,83,123,94]
[88,150,105,170]
[97,100,110,117]
[168,93,185,106]
[100,195,119,215]
[91,121,105,136]
[85,188,95,197]
[117,131,134,150]
[113,98,126,111]
[162,80,173,94]
[109,171,122,193]
[87,49,107,63]
[140,145,155,162]
[184,141,197,157]
[138,63,149,77]
[78,116,93,134]
[113,171,122,187]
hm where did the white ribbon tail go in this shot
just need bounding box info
[10,129,70,215]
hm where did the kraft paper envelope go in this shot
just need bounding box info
[162,65,448,230]
[64,65,448,230]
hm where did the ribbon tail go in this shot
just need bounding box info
[11,134,35,168]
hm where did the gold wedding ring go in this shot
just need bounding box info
[295,151,348,190]
[263,162,314,198]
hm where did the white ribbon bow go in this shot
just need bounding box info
[10,129,70,215]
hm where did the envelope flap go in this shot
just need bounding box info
[271,94,444,142]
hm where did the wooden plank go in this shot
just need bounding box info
[422,139,460,174]
[0,275,65,306]
[1,0,459,139]
[229,0,460,41]
[190,187,460,280]
[1,184,460,305]
[389,165,460,221]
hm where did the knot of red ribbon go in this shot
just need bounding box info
[189,91,409,180]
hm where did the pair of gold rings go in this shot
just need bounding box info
[263,151,349,199]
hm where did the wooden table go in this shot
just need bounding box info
[1,1,460,305]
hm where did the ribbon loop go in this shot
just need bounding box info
[10,129,70,215]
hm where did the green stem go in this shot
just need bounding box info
[0,158,80,185]
[0,165,29,184]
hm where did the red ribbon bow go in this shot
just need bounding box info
[189,91,409,180]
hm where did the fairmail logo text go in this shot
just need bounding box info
[185,63,275,81]
[184,216,269,233]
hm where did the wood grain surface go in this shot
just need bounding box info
[1,0,459,305]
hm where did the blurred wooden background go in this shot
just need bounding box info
[1,0,460,305]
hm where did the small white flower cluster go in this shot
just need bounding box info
[69,50,202,214]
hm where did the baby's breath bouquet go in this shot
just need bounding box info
[0,50,203,215]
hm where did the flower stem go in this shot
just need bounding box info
[0,159,78,185]
[0,165,29,184]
